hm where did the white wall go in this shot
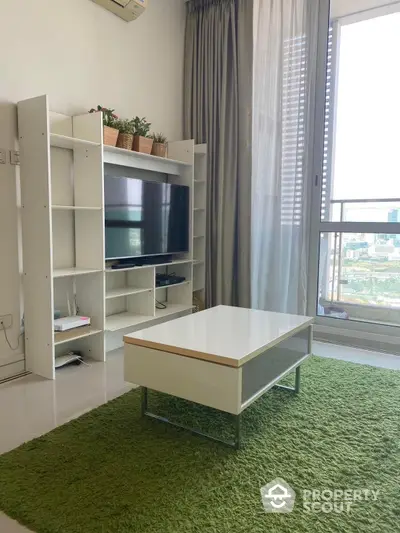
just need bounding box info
[331,0,400,18]
[0,0,186,373]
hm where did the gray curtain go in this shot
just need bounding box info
[184,0,253,307]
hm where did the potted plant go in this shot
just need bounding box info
[89,105,119,146]
[150,133,167,158]
[114,119,135,150]
[132,116,153,154]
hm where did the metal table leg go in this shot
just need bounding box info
[234,413,242,450]
[295,365,301,393]
[275,365,301,394]
[141,386,148,416]
[140,387,242,449]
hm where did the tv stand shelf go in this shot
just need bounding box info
[106,312,154,332]
[106,287,153,300]
[105,258,193,273]
[18,94,207,380]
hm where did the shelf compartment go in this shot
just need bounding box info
[50,133,101,150]
[52,205,102,211]
[54,326,103,346]
[103,145,191,176]
[155,304,194,319]
[106,287,153,300]
[53,267,103,278]
[105,312,154,331]
[155,281,190,291]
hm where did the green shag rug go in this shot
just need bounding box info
[0,356,399,533]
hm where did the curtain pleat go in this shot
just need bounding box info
[184,0,253,307]
[251,0,320,314]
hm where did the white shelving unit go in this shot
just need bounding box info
[18,94,207,379]
[193,144,207,303]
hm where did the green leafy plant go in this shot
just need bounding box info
[89,105,118,128]
[150,132,167,144]
[114,118,134,135]
[132,116,151,138]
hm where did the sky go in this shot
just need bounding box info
[332,11,400,206]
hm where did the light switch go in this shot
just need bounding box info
[0,149,6,164]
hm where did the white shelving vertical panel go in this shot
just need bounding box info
[49,112,73,137]
[194,209,206,244]
[73,113,104,208]
[127,290,155,318]
[193,263,206,292]
[50,147,73,207]
[73,113,104,276]
[18,95,55,379]
[52,210,75,270]
[76,273,105,361]
[168,140,195,262]
[73,112,103,144]
[193,144,208,304]
[164,282,193,307]
[155,263,193,310]
[75,210,104,271]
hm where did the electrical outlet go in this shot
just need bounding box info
[0,149,6,164]
[0,314,13,330]
[10,150,20,165]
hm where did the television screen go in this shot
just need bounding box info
[104,176,190,260]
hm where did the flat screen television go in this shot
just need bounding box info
[104,176,190,260]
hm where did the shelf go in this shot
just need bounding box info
[106,312,154,332]
[193,235,205,239]
[50,134,101,150]
[105,259,193,273]
[53,267,103,278]
[54,326,102,346]
[155,304,194,319]
[194,144,207,155]
[106,303,194,331]
[194,208,205,212]
[103,145,191,176]
[106,287,153,300]
[52,205,102,211]
[194,180,206,184]
[155,281,190,291]
[193,260,204,265]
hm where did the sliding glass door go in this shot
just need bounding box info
[309,2,400,341]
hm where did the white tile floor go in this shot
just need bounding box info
[0,343,399,532]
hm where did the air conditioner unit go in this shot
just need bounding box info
[91,0,148,22]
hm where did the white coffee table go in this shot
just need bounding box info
[124,305,313,449]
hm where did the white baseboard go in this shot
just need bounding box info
[314,324,400,355]
[0,359,26,381]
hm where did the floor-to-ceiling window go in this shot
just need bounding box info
[309,1,400,344]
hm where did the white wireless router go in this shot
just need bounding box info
[55,353,83,369]
[54,316,91,332]
[54,287,91,331]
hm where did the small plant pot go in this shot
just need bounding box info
[152,143,167,158]
[117,133,134,150]
[133,136,153,155]
[103,126,119,147]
